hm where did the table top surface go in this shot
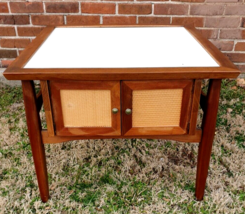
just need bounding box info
[24,27,219,69]
[4,25,240,80]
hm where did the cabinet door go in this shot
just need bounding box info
[49,81,121,136]
[122,80,193,136]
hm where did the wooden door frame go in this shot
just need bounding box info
[121,80,194,136]
[49,80,121,136]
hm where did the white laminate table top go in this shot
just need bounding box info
[24,27,219,69]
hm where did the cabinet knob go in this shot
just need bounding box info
[125,108,132,115]
[112,108,119,114]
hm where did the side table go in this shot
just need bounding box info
[3,25,240,202]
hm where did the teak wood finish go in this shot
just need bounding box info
[121,80,193,136]
[22,81,49,202]
[49,81,121,136]
[41,129,202,144]
[3,25,239,81]
[196,79,222,200]
[3,25,240,203]
[40,81,55,137]
[189,80,202,135]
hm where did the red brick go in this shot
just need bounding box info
[225,5,245,15]
[46,2,79,13]
[0,50,17,58]
[138,17,170,25]
[206,0,238,2]
[198,29,218,39]
[172,0,204,1]
[205,17,240,28]
[104,0,133,1]
[119,4,152,14]
[237,65,245,73]
[17,27,44,36]
[220,29,245,39]
[155,4,188,15]
[190,5,224,15]
[0,15,29,25]
[10,2,43,13]
[0,39,30,48]
[0,3,9,13]
[14,15,29,25]
[103,16,136,25]
[242,18,245,27]
[0,27,16,36]
[172,17,204,27]
[225,53,245,63]
[1,60,14,68]
[66,15,100,25]
[32,15,64,25]
[81,3,115,14]
[137,0,167,1]
[210,40,234,51]
[235,42,245,51]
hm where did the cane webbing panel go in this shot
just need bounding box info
[132,89,183,127]
[60,90,111,127]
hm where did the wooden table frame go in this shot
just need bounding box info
[4,25,240,203]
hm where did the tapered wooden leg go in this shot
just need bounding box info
[22,81,49,202]
[195,79,222,201]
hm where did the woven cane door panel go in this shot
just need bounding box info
[132,89,183,127]
[60,90,111,127]
[49,81,121,137]
[122,80,193,136]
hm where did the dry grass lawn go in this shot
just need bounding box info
[0,79,244,213]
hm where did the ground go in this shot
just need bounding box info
[0,80,244,214]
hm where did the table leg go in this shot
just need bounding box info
[22,81,49,202]
[195,79,221,201]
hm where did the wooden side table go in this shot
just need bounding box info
[3,25,240,202]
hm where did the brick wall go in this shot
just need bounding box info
[0,0,245,73]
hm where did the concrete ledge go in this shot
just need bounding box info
[0,68,21,87]
[239,73,245,78]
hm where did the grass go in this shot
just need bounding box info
[0,85,23,111]
[217,80,245,127]
[0,80,244,213]
[235,134,245,149]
